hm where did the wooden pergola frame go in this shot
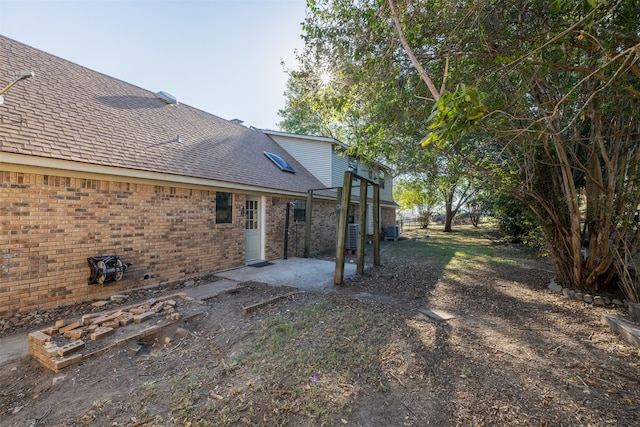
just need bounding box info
[333,171,381,284]
[302,170,381,284]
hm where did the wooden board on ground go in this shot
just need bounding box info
[419,307,456,321]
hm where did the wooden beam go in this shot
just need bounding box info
[334,171,353,285]
[357,178,367,275]
[303,190,313,258]
[336,187,342,230]
[373,183,380,266]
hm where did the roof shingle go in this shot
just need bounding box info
[0,36,325,194]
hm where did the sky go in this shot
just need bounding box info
[0,0,307,130]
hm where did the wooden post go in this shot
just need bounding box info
[334,171,353,285]
[303,190,313,258]
[336,187,342,230]
[284,202,290,259]
[357,179,367,275]
[373,183,381,266]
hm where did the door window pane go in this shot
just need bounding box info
[246,199,258,230]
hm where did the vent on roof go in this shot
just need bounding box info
[157,91,178,105]
[264,151,294,173]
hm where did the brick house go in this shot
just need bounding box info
[1,36,394,317]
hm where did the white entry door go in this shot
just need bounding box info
[245,196,262,262]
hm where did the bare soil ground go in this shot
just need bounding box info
[1,225,639,426]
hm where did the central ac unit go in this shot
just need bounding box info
[345,223,359,253]
[385,225,400,241]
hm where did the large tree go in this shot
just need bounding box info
[279,0,471,229]
[282,0,640,298]
[422,0,640,297]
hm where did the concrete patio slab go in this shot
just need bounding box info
[216,257,358,291]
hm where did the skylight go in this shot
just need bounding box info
[264,152,294,173]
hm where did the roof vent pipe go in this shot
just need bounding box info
[157,91,178,105]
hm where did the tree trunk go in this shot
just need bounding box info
[443,193,454,232]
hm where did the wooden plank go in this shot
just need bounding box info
[373,183,380,266]
[601,315,640,348]
[419,308,456,321]
[357,179,367,275]
[334,171,353,285]
[304,190,313,258]
[242,292,297,315]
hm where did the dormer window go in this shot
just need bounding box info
[264,151,294,173]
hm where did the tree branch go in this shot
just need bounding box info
[388,0,441,100]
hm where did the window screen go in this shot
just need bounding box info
[216,192,233,224]
[294,199,306,222]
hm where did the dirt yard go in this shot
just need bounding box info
[1,225,639,426]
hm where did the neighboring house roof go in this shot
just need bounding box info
[260,129,393,173]
[260,129,350,151]
[260,129,397,207]
[0,36,325,195]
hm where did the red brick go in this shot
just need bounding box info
[116,312,134,326]
[42,342,61,357]
[102,320,120,329]
[133,311,155,323]
[28,330,51,345]
[63,329,85,339]
[89,327,114,341]
[151,302,165,313]
[81,313,101,324]
[57,340,85,356]
[51,353,83,371]
[91,311,123,325]
[84,324,98,332]
[59,321,83,334]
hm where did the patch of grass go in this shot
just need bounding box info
[392,224,536,279]
[254,302,386,378]
[222,358,240,374]
[139,379,159,399]
[170,369,206,419]
[73,399,117,426]
[205,298,401,425]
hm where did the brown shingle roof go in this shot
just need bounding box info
[0,36,325,194]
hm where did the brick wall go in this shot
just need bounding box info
[0,171,246,317]
[281,200,396,258]
[1,171,394,316]
[381,206,397,229]
[290,199,339,258]
[263,197,337,260]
